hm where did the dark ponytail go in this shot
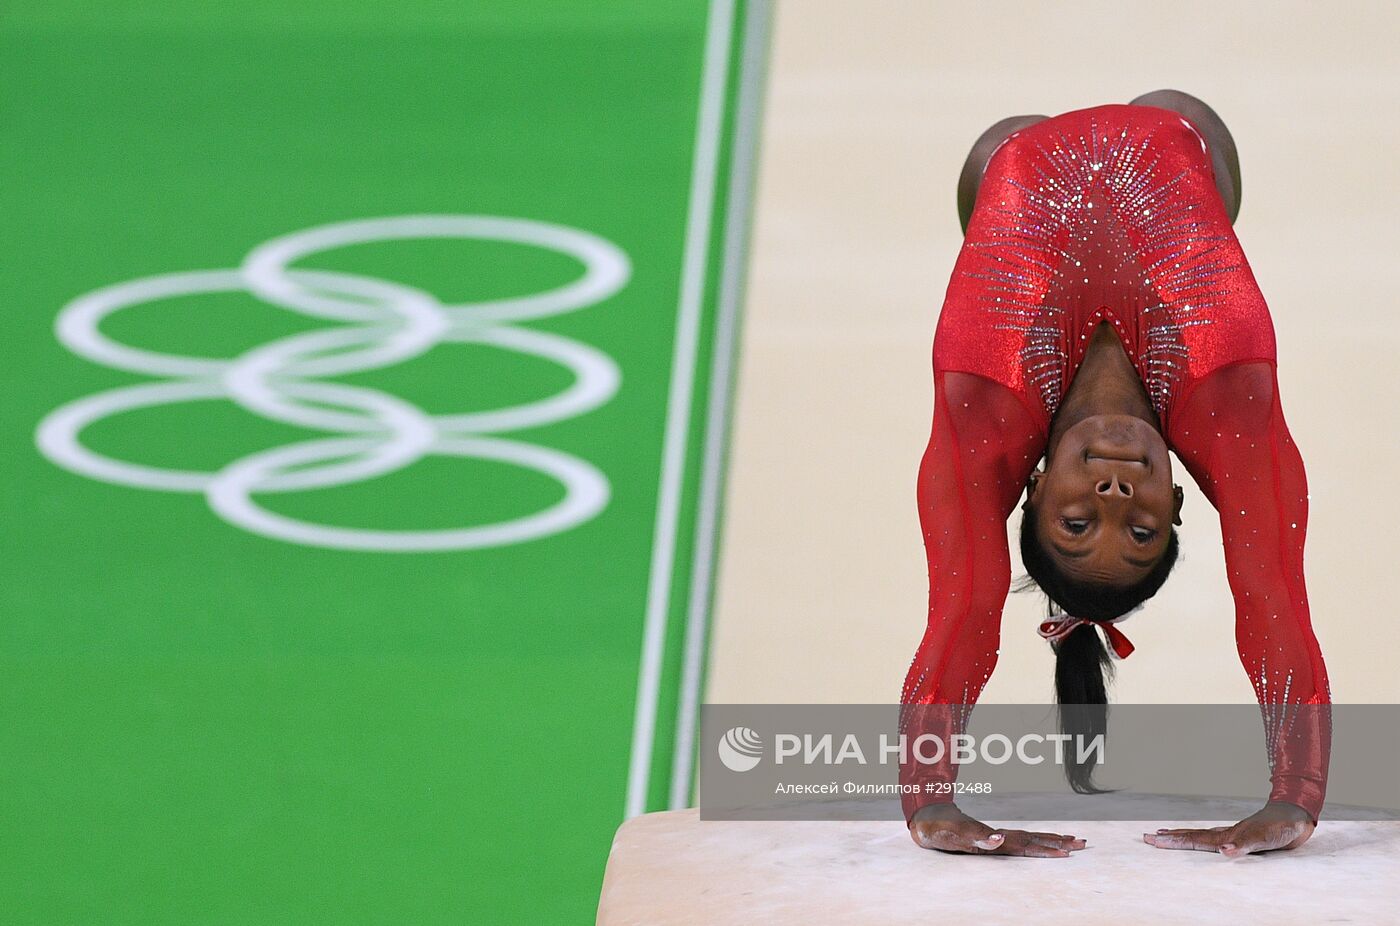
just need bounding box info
[1019,507,1180,793]
[1051,622,1115,793]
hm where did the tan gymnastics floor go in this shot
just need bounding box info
[608,1,1400,922]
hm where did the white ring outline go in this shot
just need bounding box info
[242,215,631,325]
[36,215,630,551]
[207,434,610,552]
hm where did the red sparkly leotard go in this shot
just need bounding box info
[900,104,1331,823]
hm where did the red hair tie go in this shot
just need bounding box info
[1037,615,1136,659]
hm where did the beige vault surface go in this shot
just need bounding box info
[599,800,1399,924]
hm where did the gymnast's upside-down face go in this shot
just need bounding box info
[1026,414,1183,588]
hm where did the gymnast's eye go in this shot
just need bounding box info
[1130,526,1157,544]
[1060,518,1089,535]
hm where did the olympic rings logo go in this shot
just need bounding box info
[35,215,630,552]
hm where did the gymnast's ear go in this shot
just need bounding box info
[1022,470,1044,511]
[1172,484,1184,526]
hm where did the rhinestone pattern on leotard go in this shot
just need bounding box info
[964,116,1239,418]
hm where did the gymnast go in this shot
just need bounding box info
[900,90,1330,858]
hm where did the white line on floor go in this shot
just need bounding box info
[668,0,772,812]
[625,0,737,820]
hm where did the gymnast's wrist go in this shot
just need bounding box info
[1265,799,1315,823]
[1267,776,1325,823]
[910,802,964,824]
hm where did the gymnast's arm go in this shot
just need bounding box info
[899,372,1085,856]
[1151,361,1331,855]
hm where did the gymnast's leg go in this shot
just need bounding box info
[956,114,1048,234]
[1130,88,1242,223]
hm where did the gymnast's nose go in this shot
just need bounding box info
[1096,474,1133,498]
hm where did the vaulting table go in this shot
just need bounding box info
[597,798,1399,925]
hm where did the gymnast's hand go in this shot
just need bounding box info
[909,803,1086,857]
[1143,801,1315,857]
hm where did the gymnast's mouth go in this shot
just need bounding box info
[1085,452,1149,465]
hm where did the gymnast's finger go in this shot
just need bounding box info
[969,831,1006,853]
[1008,840,1071,858]
[989,831,1075,857]
[1143,829,1229,852]
[1026,831,1087,851]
